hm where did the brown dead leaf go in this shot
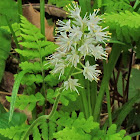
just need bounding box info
[23,4,54,41]
[1,71,24,94]
[23,3,67,18]
[1,71,14,93]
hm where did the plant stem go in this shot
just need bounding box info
[17,0,23,19]
[77,74,89,119]
[22,67,75,139]
[87,80,92,116]
[88,56,97,115]
[40,0,45,37]
[106,85,112,126]
[93,44,122,122]
[124,48,133,103]
[39,1,46,113]
[22,94,60,140]
[5,16,20,49]
[130,131,140,137]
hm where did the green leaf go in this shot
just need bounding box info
[0,0,18,26]
[0,28,11,82]
[7,92,45,111]
[115,89,140,129]
[117,68,140,100]
[0,112,27,140]
[9,70,29,122]
[0,103,6,114]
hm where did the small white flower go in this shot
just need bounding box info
[78,36,97,57]
[67,2,81,20]
[48,51,66,65]
[78,44,93,58]
[66,49,80,67]
[83,61,101,82]
[69,26,83,42]
[90,44,108,60]
[63,78,81,94]
[56,32,73,52]
[87,9,102,30]
[94,26,110,43]
[51,61,66,79]
[56,19,71,33]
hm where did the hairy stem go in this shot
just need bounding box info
[22,94,60,140]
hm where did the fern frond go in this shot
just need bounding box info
[15,49,40,58]
[54,127,91,140]
[14,15,58,89]
[40,121,48,140]
[102,10,140,43]
[92,124,131,140]
[19,61,51,73]
[60,89,78,106]
[54,111,99,140]
[56,111,99,131]
[107,124,117,135]
[0,124,28,140]
[33,126,42,140]
[20,74,43,85]
[47,88,78,106]
[6,92,45,111]
[44,73,65,87]
[103,0,133,13]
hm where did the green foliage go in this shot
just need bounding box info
[48,0,73,8]
[47,88,78,106]
[0,28,11,82]
[0,124,28,140]
[8,15,58,109]
[61,95,81,113]
[53,111,98,140]
[16,16,58,86]
[0,112,27,140]
[0,0,18,26]
[0,110,131,140]
[54,112,131,140]
[6,92,45,111]
[91,124,131,140]
[117,68,140,100]
[9,70,29,121]
[102,10,140,43]
[103,0,133,13]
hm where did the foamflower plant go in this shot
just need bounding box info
[49,2,111,94]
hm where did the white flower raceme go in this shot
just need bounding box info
[47,2,111,88]
[83,61,101,82]
[63,78,81,94]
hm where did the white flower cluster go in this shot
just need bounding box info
[48,2,111,93]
